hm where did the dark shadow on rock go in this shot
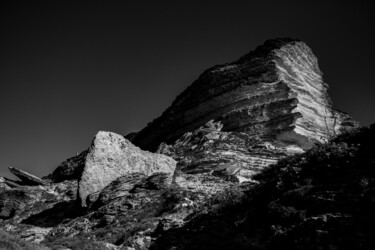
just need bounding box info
[150,126,375,250]
[21,200,84,227]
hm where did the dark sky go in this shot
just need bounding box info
[1,0,374,179]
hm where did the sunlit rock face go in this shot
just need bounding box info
[129,38,358,154]
[78,131,176,207]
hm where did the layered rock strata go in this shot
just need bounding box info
[47,150,88,182]
[0,38,362,249]
[158,120,288,183]
[129,38,357,153]
[78,131,176,207]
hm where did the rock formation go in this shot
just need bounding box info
[78,131,176,207]
[9,166,47,186]
[0,177,11,189]
[129,38,357,153]
[0,38,367,250]
[151,125,375,250]
[1,177,22,188]
[47,150,88,183]
[158,119,289,183]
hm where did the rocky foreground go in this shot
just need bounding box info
[1,38,371,250]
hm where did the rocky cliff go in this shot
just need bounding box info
[129,38,357,153]
[0,38,367,250]
[151,124,375,250]
[128,38,358,184]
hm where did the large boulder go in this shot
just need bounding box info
[78,131,176,207]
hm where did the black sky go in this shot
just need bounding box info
[1,0,374,179]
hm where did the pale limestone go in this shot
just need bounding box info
[78,131,176,207]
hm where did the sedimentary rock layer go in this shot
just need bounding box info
[158,120,287,183]
[129,38,358,152]
[78,131,176,207]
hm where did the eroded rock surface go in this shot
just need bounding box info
[151,125,375,250]
[9,167,47,186]
[78,131,176,206]
[0,177,11,189]
[158,120,289,183]
[0,38,365,250]
[0,178,80,245]
[46,150,88,183]
[129,38,357,153]
[46,171,237,249]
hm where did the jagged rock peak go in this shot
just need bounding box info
[128,38,358,152]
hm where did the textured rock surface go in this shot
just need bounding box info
[45,171,237,249]
[159,120,289,183]
[129,38,357,154]
[151,125,375,250]
[1,177,22,188]
[19,227,52,243]
[0,177,11,189]
[0,179,80,246]
[0,38,366,249]
[78,131,177,207]
[94,172,148,207]
[0,188,32,219]
[46,150,88,183]
[0,183,76,222]
[9,167,47,186]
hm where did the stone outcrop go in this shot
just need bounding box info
[128,38,358,154]
[46,170,220,248]
[95,172,147,207]
[9,167,47,186]
[19,227,52,243]
[0,184,72,220]
[1,177,22,188]
[0,38,366,249]
[78,131,176,207]
[151,125,375,250]
[158,120,289,183]
[0,188,31,219]
[0,177,11,189]
[46,150,88,183]
[95,172,173,208]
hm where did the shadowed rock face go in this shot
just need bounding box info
[78,131,177,207]
[0,38,365,249]
[129,38,358,152]
[46,150,88,183]
[150,125,375,250]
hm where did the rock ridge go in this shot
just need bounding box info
[128,38,358,153]
[0,38,363,249]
